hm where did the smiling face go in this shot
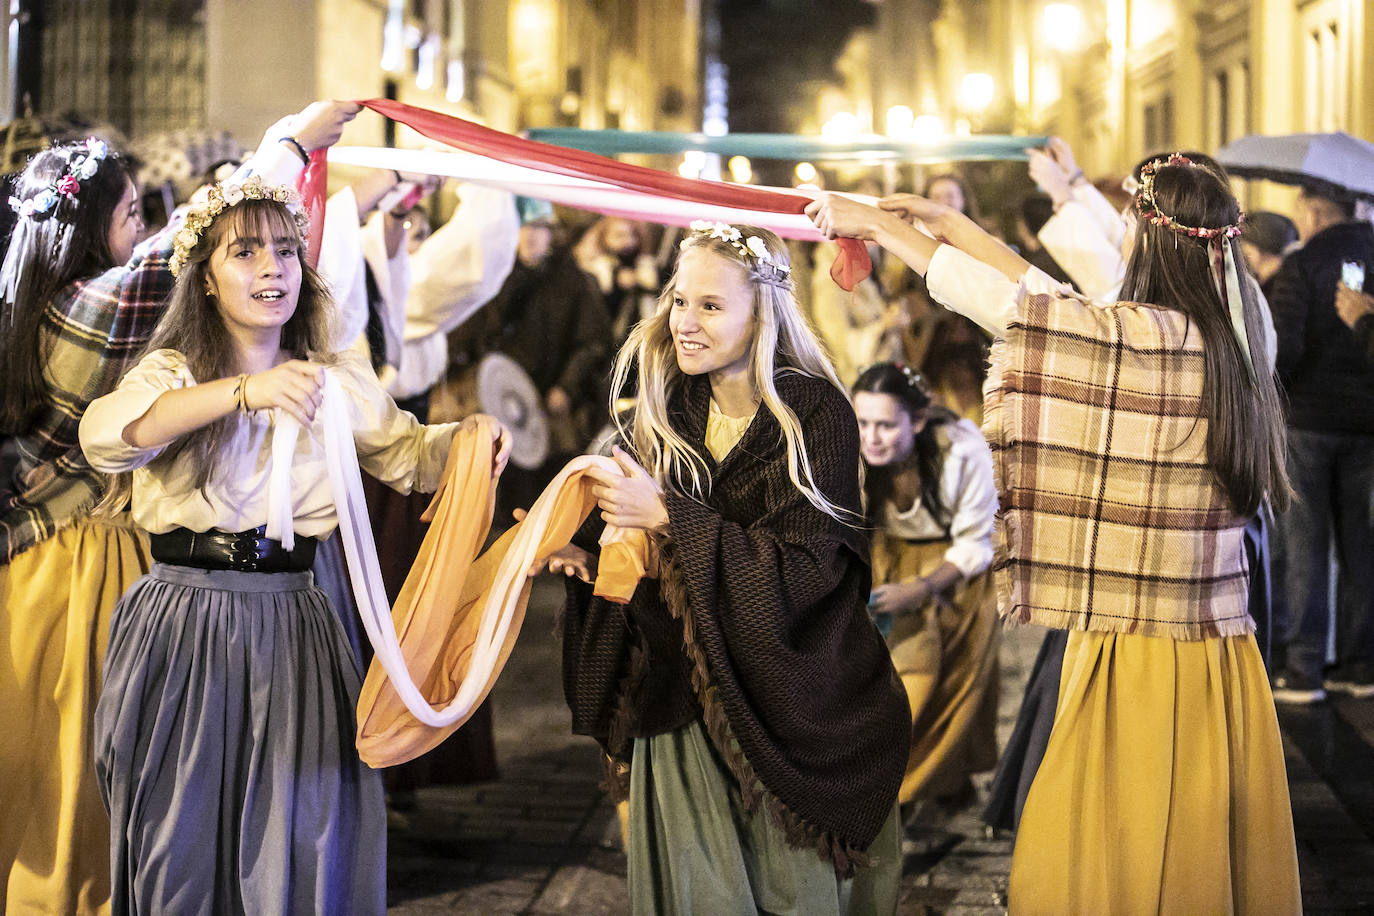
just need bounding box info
[854,391,925,466]
[667,246,756,378]
[204,211,303,339]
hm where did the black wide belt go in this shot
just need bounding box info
[150,526,318,573]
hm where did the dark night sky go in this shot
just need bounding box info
[718,0,876,134]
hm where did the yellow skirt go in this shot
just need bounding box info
[0,517,150,916]
[871,533,999,804]
[1009,630,1301,916]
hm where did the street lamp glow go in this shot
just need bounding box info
[728,155,753,184]
[959,73,995,113]
[678,150,707,179]
[1043,3,1083,51]
[795,161,818,184]
[821,112,859,141]
[911,115,946,142]
[885,105,914,137]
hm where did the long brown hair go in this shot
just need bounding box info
[142,198,335,489]
[1118,162,1290,515]
[0,143,134,434]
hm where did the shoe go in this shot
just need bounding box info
[1324,664,1374,699]
[1271,669,1327,704]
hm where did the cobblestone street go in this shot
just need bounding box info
[387,576,1374,915]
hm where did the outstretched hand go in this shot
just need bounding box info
[805,193,896,241]
[244,360,325,427]
[1026,147,1073,205]
[583,446,669,532]
[292,100,364,152]
[1047,137,1081,179]
[1335,285,1374,330]
[510,507,598,581]
[453,414,512,478]
[877,193,954,234]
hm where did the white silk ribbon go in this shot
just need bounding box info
[265,412,300,550]
[326,145,871,243]
[264,369,624,727]
[1215,239,1255,378]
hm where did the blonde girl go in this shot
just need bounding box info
[554,222,909,916]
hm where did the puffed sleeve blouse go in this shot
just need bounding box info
[79,349,456,537]
[878,416,997,579]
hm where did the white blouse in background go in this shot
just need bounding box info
[878,417,996,579]
[79,349,457,537]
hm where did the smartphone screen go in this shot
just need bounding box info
[1341,260,1365,292]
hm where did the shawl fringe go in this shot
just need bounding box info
[1001,603,1255,641]
[601,637,648,803]
[655,534,873,878]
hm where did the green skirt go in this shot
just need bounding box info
[628,720,901,916]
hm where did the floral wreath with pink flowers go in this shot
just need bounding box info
[169,175,309,277]
[1133,153,1244,240]
[8,137,109,221]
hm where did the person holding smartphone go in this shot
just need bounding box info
[1266,186,1374,703]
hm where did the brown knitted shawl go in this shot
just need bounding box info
[561,371,910,874]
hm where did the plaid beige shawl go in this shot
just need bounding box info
[983,290,1252,640]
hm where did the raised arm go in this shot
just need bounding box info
[805,193,1031,337]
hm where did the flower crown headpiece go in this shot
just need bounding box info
[893,362,930,396]
[1133,153,1244,241]
[683,220,792,284]
[170,175,309,277]
[8,137,109,221]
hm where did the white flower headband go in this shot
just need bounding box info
[683,219,791,284]
[8,137,109,221]
[169,175,309,277]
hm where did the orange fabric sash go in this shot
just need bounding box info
[355,420,645,767]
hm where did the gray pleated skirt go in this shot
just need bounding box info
[94,563,386,916]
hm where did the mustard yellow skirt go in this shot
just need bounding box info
[871,534,999,804]
[0,517,150,916]
[1009,630,1301,915]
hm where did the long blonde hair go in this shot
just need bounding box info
[610,226,856,520]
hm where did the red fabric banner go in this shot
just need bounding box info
[302,98,871,289]
[297,149,328,270]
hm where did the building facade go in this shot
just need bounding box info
[3,0,700,157]
[818,0,1370,208]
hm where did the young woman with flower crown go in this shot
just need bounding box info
[808,156,1301,913]
[551,221,908,915]
[77,143,508,911]
[0,101,354,915]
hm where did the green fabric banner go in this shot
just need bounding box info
[524,128,1047,162]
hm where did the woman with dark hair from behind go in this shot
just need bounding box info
[808,152,1300,911]
[0,102,356,916]
[0,136,152,916]
[853,362,1000,826]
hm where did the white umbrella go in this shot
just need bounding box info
[1216,132,1374,201]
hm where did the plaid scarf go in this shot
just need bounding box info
[1,231,173,563]
[984,290,1252,640]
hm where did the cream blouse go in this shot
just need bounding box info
[79,349,457,537]
[878,418,996,579]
